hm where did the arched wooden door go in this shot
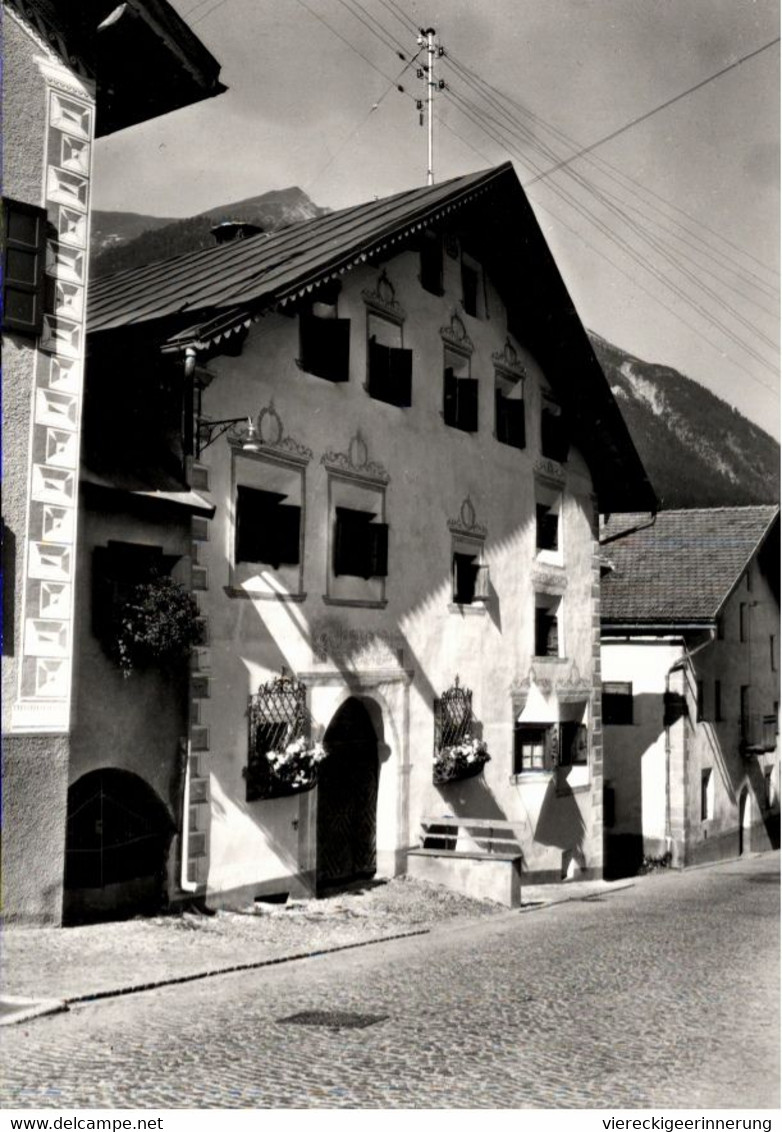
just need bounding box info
[64,769,174,924]
[317,698,379,891]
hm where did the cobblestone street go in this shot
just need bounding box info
[2,853,778,1109]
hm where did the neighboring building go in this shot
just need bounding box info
[79,160,656,913]
[601,507,780,877]
[2,0,225,923]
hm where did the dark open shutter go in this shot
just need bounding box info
[389,347,412,407]
[367,523,389,578]
[457,378,478,432]
[368,338,390,400]
[274,503,301,567]
[420,233,443,295]
[3,198,47,335]
[300,314,350,382]
[443,367,457,426]
[334,507,375,577]
[504,398,525,448]
[542,407,569,462]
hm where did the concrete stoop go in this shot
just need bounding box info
[407,849,522,908]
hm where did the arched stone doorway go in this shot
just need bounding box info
[739,787,750,856]
[64,769,175,924]
[317,697,379,892]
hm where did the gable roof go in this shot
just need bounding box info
[601,506,780,625]
[86,162,658,513]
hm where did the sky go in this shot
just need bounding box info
[93,0,780,438]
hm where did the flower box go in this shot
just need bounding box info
[433,737,490,786]
[246,737,327,800]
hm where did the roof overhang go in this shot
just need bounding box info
[601,622,717,635]
[8,0,226,136]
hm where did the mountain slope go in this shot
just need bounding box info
[589,333,779,509]
[91,187,329,277]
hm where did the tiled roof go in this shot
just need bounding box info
[601,506,779,624]
[87,165,510,334]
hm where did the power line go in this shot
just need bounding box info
[443,88,779,387]
[518,38,782,185]
[446,51,780,291]
[293,0,413,87]
[332,0,408,59]
[442,57,780,319]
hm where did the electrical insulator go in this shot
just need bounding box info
[438,79,445,89]
[416,99,423,110]
[397,52,406,60]
[437,45,445,56]
[416,68,423,79]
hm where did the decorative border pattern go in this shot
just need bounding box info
[12,72,95,731]
[447,496,487,539]
[362,270,406,323]
[440,311,474,354]
[321,430,390,485]
[227,401,313,467]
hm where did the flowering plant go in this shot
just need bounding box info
[265,736,327,792]
[111,574,204,677]
[433,736,490,784]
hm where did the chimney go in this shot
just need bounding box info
[210,220,264,245]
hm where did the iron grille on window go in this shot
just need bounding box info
[247,673,310,801]
[434,677,474,752]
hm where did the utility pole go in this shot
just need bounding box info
[417,27,444,185]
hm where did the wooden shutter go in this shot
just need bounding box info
[367,522,389,578]
[544,725,559,770]
[368,338,391,399]
[473,563,490,601]
[389,347,413,407]
[495,388,508,443]
[504,398,525,448]
[443,367,457,425]
[3,198,47,335]
[334,507,375,577]
[575,723,588,765]
[275,503,301,567]
[457,378,479,432]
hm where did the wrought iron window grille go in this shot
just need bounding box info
[246,671,314,801]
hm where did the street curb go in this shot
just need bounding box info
[519,879,636,911]
[0,995,68,1027]
[65,927,431,1007]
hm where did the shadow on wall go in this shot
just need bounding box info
[603,692,667,880]
[535,769,587,879]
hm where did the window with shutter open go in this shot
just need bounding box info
[299,308,350,382]
[444,346,478,432]
[420,231,443,295]
[334,506,388,579]
[236,486,301,569]
[541,398,569,462]
[2,198,47,336]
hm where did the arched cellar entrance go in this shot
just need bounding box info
[63,769,175,924]
[316,697,379,893]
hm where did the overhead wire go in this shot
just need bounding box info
[442,86,779,390]
[447,48,780,287]
[444,75,780,349]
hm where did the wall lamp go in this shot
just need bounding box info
[196,416,261,458]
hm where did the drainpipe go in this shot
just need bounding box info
[179,739,198,894]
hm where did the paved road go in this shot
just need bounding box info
[2,854,778,1109]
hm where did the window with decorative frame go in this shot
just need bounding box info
[461,252,483,318]
[229,409,311,600]
[443,344,477,432]
[297,283,350,382]
[535,593,562,657]
[448,497,489,610]
[323,432,390,608]
[513,721,587,774]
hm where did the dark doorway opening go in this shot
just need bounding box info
[317,698,379,893]
[63,768,174,924]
